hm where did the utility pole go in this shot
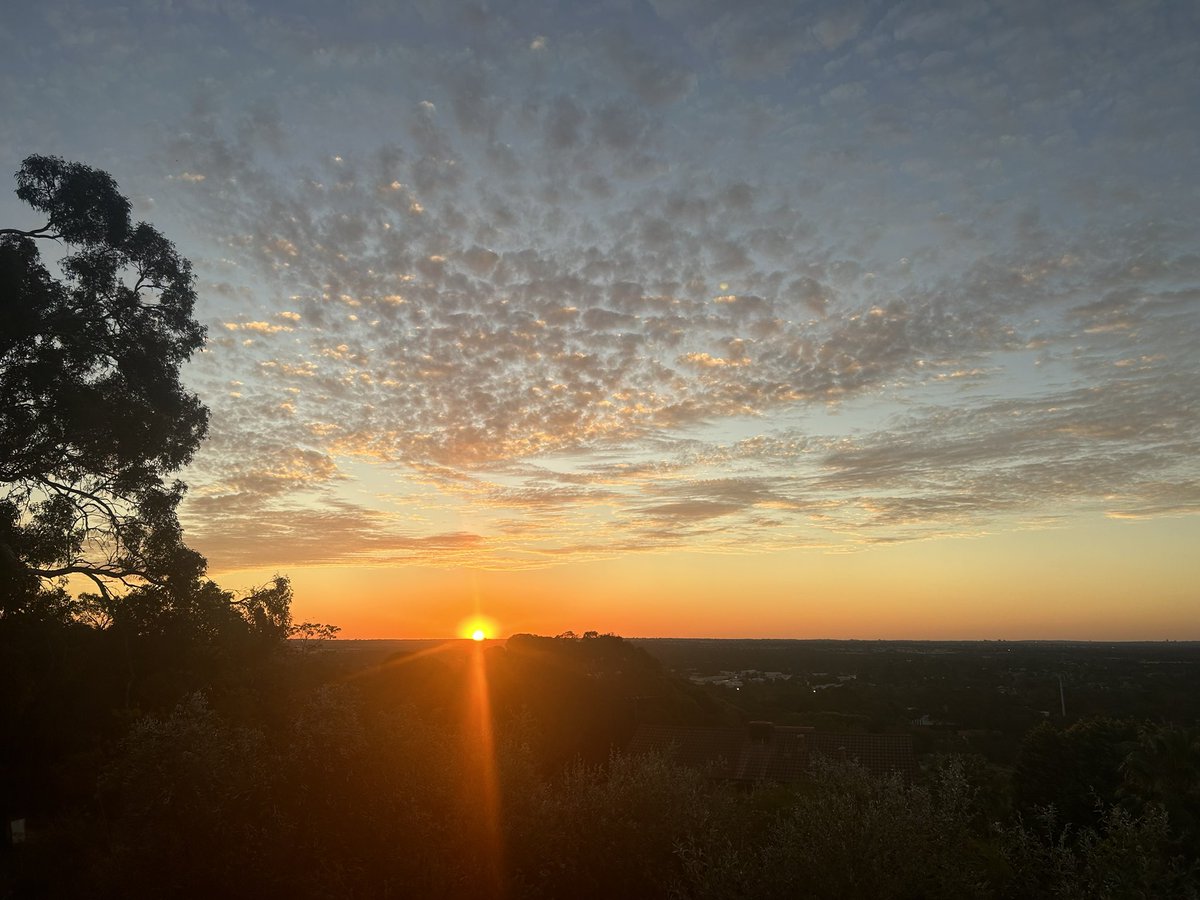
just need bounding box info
[1058,675,1066,718]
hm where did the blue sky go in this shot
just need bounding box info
[3,1,1198,636]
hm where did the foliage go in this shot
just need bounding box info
[93,694,273,896]
[1013,718,1139,830]
[6,605,1200,900]
[0,158,305,850]
[512,751,729,899]
[1120,724,1200,857]
[675,757,987,900]
[289,620,342,649]
[1,155,207,612]
[997,804,1198,899]
[8,641,1200,900]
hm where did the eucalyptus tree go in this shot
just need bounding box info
[1,155,208,611]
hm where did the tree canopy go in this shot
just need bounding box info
[1,155,208,611]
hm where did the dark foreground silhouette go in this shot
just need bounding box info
[3,629,1199,899]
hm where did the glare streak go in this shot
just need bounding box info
[467,642,506,897]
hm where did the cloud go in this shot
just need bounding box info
[188,495,489,570]
[223,320,295,334]
[24,0,1185,571]
[603,29,696,107]
[808,368,1200,534]
[639,499,743,522]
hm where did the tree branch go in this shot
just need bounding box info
[0,225,59,240]
[29,562,163,589]
[42,476,125,524]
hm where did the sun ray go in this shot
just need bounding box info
[466,639,506,896]
[337,638,463,683]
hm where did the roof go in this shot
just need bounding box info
[803,731,918,780]
[627,723,916,782]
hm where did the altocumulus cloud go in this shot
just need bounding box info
[4,0,1194,569]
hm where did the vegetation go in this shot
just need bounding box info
[1,155,208,610]
[5,635,1199,898]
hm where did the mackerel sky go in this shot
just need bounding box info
[3,1,1198,636]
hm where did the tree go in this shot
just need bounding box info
[1121,724,1200,854]
[0,155,208,611]
[290,620,342,650]
[1014,717,1139,833]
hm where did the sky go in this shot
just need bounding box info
[3,0,1198,639]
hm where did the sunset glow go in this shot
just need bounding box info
[6,1,1198,640]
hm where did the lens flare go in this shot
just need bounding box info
[460,615,498,641]
[467,637,505,895]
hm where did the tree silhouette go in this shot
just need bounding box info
[0,155,208,612]
[1122,724,1200,853]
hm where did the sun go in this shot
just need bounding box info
[460,615,498,642]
